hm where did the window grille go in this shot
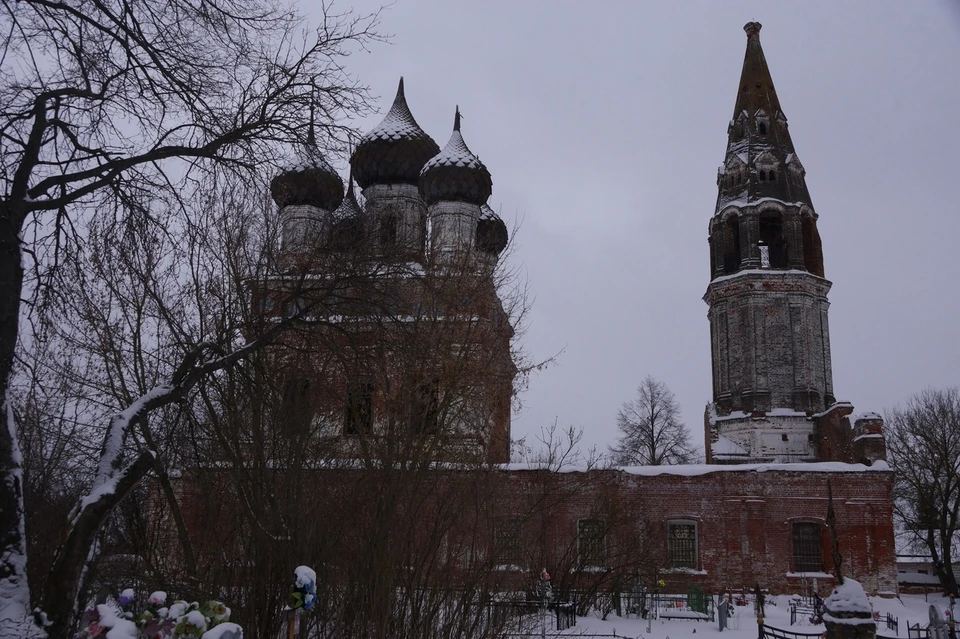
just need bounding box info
[494,518,523,565]
[668,521,698,569]
[792,522,823,572]
[344,379,374,435]
[578,519,606,567]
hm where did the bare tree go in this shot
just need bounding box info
[609,376,697,466]
[0,0,383,632]
[887,387,960,596]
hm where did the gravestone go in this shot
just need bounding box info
[718,599,728,632]
[929,604,948,639]
[822,578,875,639]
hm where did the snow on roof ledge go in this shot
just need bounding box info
[499,461,891,476]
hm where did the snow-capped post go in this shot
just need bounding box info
[538,568,552,639]
[287,566,317,639]
[948,594,956,638]
[753,582,764,639]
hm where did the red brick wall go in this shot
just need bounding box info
[500,466,897,596]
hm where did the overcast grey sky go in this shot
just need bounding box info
[326,1,960,455]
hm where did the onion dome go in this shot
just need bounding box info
[270,143,344,211]
[477,204,508,255]
[329,176,366,250]
[351,78,440,189]
[419,108,493,206]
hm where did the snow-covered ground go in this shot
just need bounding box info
[542,592,956,638]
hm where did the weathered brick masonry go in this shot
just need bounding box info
[498,464,898,595]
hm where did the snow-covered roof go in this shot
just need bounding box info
[362,81,432,143]
[422,130,485,172]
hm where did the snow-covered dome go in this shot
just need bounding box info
[351,78,440,189]
[329,178,366,250]
[476,204,508,255]
[270,144,344,211]
[419,108,492,206]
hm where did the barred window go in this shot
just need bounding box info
[668,520,698,569]
[494,518,522,565]
[344,379,374,436]
[578,519,606,567]
[792,522,823,572]
[412,379,440,434]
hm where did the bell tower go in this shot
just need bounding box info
[705,23,835,463]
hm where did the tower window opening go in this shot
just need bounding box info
[380,213,399,247]
[758,121,767,134]
[723,217,740,274]
[802,216,825,277]
[769,170,776,181]
[758,212,787,268]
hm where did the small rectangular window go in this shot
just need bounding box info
[494,518,523,565]
[668,520,698,569]
[792,522,823,572]
[412,379,440,434]
[578,519,606,567]
[344,379,374,436]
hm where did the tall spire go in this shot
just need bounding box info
[733,22,783,120]
[716,22,812,211]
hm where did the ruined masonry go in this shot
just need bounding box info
[704,22,887,467]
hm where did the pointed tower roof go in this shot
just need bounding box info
[329,172,366,251]
[351,78,440,189]
[733,22,783,120]
[419,107,493,206]
[716,22,813,211]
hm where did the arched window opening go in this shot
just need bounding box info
[758,121,767,135]
[769,170,776,182]
[802,216,824,277]
[758,212,787,268]
[723,217,740,274]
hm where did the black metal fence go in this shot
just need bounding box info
[761,624,827,639]
[484,599,576,632]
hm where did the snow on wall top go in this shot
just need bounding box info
[499,461,891,476]
[708,268,825,286]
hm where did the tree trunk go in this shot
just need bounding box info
[42,452,155,639]
[0,204,34,631]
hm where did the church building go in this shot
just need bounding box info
[184,22,899,607]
